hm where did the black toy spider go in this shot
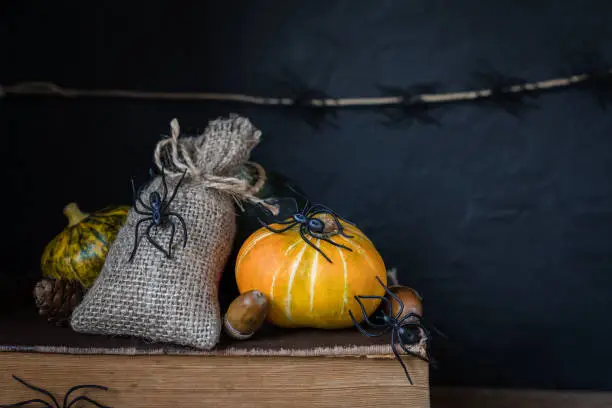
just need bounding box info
[128,165,188,262]
[0,375,110,408]
[258,191,355,263]
[349,276,435,385]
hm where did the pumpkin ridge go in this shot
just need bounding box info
[57,229,71,279]
[43,236,62,279]
[283,238,303,255]
[68,228,83,282]
[236,230,275,269]
[87,215,116,230]
[99,212,127,226]
[269,267,279,301]
[309,239,320,312]
[86,224,108,246]
[272,235,306,314]
[74,224,90,262]
[334,233,379,272]
[336,245,349,315]
[97,206,130,216]
[285,242,309,321]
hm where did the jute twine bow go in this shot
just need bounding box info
[153,118,279,216]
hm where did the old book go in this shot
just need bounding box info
[0,308,429,407]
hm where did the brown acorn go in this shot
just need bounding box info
[223,290,269,340]
[386,285,423,320]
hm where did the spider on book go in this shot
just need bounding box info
[0,375,110,408]
[349,276,444,385]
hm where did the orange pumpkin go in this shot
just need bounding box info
[235,214,387,329]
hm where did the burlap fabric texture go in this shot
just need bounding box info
[71,114,277,350]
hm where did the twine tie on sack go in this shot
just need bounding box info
[153,118,279,216]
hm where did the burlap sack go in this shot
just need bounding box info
[70,114,277,349]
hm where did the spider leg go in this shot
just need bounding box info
[145,223,171,259]
[263,196,300,216]
[0,398,54,407]
[8,375,59,408]
[398,319,438,366]
[276,196,300,214]
[271,220,297,225]
[375,275,405,320]
[284,182,308,200]
[132,206,150,216]
[415,316,449,340]
[310,210,355,238]
[397,320,427,344]
[307,205,356,226]
[66,395,111,408]
[357,294,394,317]
[397,326,434,365]
[128,217,153,262]
[131,178,152,212]
[348,310,384,337]
[261,217,296,226]
[287,196,301,213]
[391,328,414,385]
[398,315,446,354]
[398,312,424,324]
[402,315,448,356]
[258,218,298,233]
[353,295,389,330]
[166,220,176,258]
[300,199,311,214]
[63,385,108,408]
[317,235,353,252]
[162,169,188,212]
[299,225,332,263]
[167,212,188,248]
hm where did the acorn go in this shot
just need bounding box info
[386,285,423,320]
[223,290,269,340]
[385,285,425,345]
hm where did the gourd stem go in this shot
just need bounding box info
[63,202,89,227]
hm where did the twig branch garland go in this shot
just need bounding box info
[2,71,607,105]
[2,65,612,129]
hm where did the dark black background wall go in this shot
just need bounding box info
[3,0,612,391]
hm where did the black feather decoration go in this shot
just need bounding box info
[276,69,338,130]
[376,83,443,128]
[468,70,539,117]
[565,48,612,109]
[581,70,612,109]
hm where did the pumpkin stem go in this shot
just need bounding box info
[63,202,89,227]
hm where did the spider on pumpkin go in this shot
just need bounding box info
[128,164,188,262]
[349,276,441,385]
[0,375,110,408]
[257,188,355,264]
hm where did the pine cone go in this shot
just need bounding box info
[33,278,85,326]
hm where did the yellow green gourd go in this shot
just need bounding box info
[41,202,129,288]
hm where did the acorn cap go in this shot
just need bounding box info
[223,318,256,340]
